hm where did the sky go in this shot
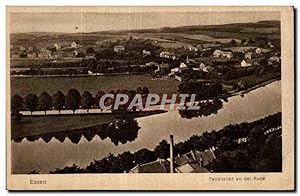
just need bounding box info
[9,11,280,33]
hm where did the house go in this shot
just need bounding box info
[221,51,233,59]
[245,52,253,59]
[54,43,61,51]
[160,51,176,60]
[180,62,188,68]
[129,149,216,173]
[170,62,190,75]
[192,63,213,72]
[71,41,78,48]
[213,49,222,58]
[142,50,151,57]
[213,49,233,59]
[175,149,216,168]
[160,51,169,58]
[255,48,262,54]
[175,163,209,173]
[129,159,170,173]
[241,59,253,67]
[196,44,204,52]
[114,45,125,53]
[19,46,26,51]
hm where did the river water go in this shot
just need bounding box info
[11,81,281,174]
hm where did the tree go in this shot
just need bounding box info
[38,92,52,115]
[142,87,149,95]
[95,90,105,111]
[116,151,135,172]
[52,91,65,114]
[136,87,143,95]
[24,94,38,115]
[11,94,23,115]
[154,140,170,159]
[66,88,81,114]
[11,94,23,120]
[81,91,94,113]
[230,39,237,47]
[134,148,157,165]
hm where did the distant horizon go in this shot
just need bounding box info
[10,20,280,35]
[9,12,280,34]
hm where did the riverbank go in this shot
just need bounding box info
[227,76,281,98]
[11,110,166,140]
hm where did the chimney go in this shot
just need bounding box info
[170,135,174,173]
[199,154,203,167]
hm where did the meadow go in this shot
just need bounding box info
[11,74,180,97]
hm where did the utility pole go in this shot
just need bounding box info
[170,134,174,173]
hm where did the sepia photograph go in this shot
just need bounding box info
[6,6,294,190]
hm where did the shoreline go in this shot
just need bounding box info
[225,76,281,98]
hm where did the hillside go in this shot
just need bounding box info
[10,20,280,47]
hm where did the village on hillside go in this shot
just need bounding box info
[10,27,281,94]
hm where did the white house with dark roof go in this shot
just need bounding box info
[241,59,253,67]
[71,41,78,48]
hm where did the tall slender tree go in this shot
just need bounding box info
[66,88,81,114]
[81,91,94,113]
[24,94,38,115]
[52,91,65,114]
[11,94,24,120]
[38,92,52,115]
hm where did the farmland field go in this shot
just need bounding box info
[11,74,180,97]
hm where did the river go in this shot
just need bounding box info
[11,80,281,174]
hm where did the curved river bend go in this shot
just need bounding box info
[12,81,281,174]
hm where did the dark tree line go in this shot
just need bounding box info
[49,112,282,174]
[11,68,89,76]
[178,80,224,101]
[11,86,150,117]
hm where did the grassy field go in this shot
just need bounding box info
[11,110,166,139]
[10,58,83,68]
[11,74,180,97]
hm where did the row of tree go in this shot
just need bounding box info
[11,68,89,76]
[11,86,150,117]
